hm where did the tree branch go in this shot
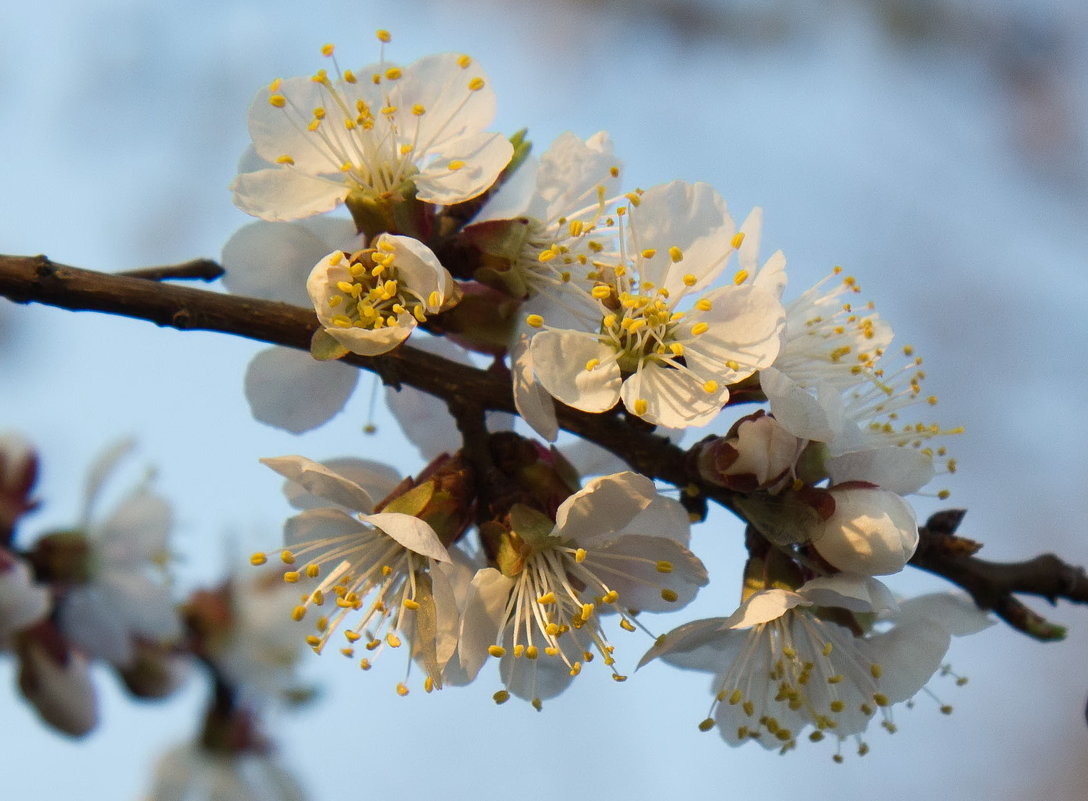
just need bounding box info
[3,252,1088,641]
[119,259,225,282]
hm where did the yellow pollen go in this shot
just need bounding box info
[830,700,845,713]
[526,314,544,328]
[343,70,356,83]
[655,560,674,573]
[321,43,335,56]
[268,78,282,92]
[585,358,600,371]
[525,645,539,660]
[537,592,557,605]
[488,645,506,658]
[574,548,587,562]
[545,623,560,636]
[275,154,295,165]
[695,298,712,311]
[870,664,883,679]
[396,682,409,696]
[725,359,739,370]
[633,398,649,416]
[403,599,420,611]
[873,693,890,707]
[733,269,749,285]
[249,552,267,566]
[731,232,746,248]
[268,94,286,108]
[698,718,715,732]
[283,571,300,583]
[457,54,472,68]
[291,606,306,622]
[641,248,656,259]
[683,273,697,287]
[387,633,401,648]
[691,322,709,336]
[591,285,612,299]
[660,588,679,602]
[385,67,402,80]
[493,690,510,704]
[702,380,718,394]
[305,635,321,647]
[468,77,485,91]
[376,29,392,43]
[280,550,296,564]
[668,246,684,263]
[448,159,465,170]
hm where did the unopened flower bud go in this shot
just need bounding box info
[811,485,918,576]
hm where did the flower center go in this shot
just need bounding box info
[323,244,437,331]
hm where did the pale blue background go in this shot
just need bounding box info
[2,1,1088,798]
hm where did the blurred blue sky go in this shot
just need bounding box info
[2,0,1088,798]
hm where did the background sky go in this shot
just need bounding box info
[2,0,1088,799]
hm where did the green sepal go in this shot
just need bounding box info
[496,529,531,578]
[310,328,349,361]
[508,503,555,549]
[382,480,435,518]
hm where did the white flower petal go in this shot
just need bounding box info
[553,471,656,546]
[725,588,809,628]
[530,331,621,412]
[360,512,450,562]
[620,360,725,428]
[96,488,171,565]
[415,132,513,205]
[245,347,359,434]
[283,457,401,511]
[262,455,376,513]
[511,333,559,442]
[798,574,898,616]
[627,181,734,296]
[590,535,707,610]
[760,368,842,442]
[457,568,514,680]
[894,592,994,637]
[827,447,936,495]
[222,218,360,306]
[231,167,346,222]
[283,507,366,552]
[638,617,735,670]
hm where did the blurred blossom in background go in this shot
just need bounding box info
[2,0,1087,799]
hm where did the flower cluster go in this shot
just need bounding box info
[218,29,987,761]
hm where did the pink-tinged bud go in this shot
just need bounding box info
[0,548,51,638]
[811,485,918,576]
[692,411,805,493]
[16,621,98,736]
[0,434,40,546]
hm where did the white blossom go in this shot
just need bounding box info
[524,181,784,427]
[458,471,707,706]
[232,38,512,221]
[144,744,305,801]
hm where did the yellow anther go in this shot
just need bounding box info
[376,29,392,43]
[424,676,435,693]
[385,633,401,648]
[612,674,628,683]
[525,645,539,660]
[660,588,679,602]
[733,269,749,285]
[655,560,674,573]
[731,232,745,249]
[280,550,296,564]
[396,682,409,697]
[575,548,587,563]
[275,154,295,165]
[446,159,466,171]
[569,662,582,677]
[403,598,420,611]
[268,94,286,108]
[591,285,612,299]
[385,67,403,80]
[488,645,506,658]
[343,69,357,83]
[249,552,267,566]
[830,700,845,712]
[695,298,712,311]
[702,380,718,394]
[457,54,472,68]
[358,658,371,670]
[668,246,684,262]
[380,105,397,116]
[283,571,300,583]
[641,248,656,259]
[468,77,485,91]
[291,605,306,622]
[268,78,282,92]
[537,592,557,605]
[580,602,595,621]
[691,322,709,336]
[683,273,697,287]
[340,647,354,657]
[526,314,544,328]
[545,646,559,656]
[873,693,890,707]
[634,398,649,416]
[619,618,636,632]
[305,635,321,647]
[585,358,600,371]
[321,43,335,56]
[493,690,510,704]
[669,343,685,357]
[870,664,883,679]
[601,590,619,604]
[545,623,560,636]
